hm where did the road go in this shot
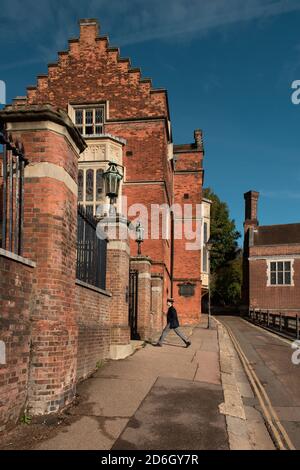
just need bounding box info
[218,315,300,450]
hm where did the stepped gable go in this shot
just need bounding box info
[13,19,169,121]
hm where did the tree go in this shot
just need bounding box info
[212,254,243,306]
[203,188,241,306]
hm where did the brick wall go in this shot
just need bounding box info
[0,253,34,431]
[75,283,111,381]
[249,244,300,313]
[16,126,79,415]
[0,106,117,429]
[173,147,203,325]
[24,22,169,120]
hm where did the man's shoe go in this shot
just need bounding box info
[185,341,191,348]
[153,343,162,347]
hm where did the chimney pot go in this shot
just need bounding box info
[194,129,203,148]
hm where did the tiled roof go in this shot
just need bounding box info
[254,223,300,246]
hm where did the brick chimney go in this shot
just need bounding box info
[79,18,99,44]
[244,190,259,232]
[194,129,203,149]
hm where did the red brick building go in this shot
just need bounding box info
[243,190,300,315]
[13,18,206,325]
[0,19,209,429]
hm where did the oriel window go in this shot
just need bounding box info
[78,167,104,216]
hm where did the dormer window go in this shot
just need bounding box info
[74,105,105,136]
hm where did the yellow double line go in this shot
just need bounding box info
[217,319,295,451]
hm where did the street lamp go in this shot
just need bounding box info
[136,221,144,255]
[206,238,213,329]
[103,162,123,216]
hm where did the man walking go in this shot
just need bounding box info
[154,298,191,348]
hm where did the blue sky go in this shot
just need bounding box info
[1,0,300,237]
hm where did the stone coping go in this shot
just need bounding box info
[0,248,36,268]
[83,133,126,146]
[130,255,152,263]
[0,105,87,153]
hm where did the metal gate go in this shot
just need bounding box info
[128,269,140,340]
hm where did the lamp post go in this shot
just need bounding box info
[135,221,144,255]
[103,162,123,216]
[206,239,213,329]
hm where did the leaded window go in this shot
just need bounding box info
[74,106,105,136]
[78,167,105,216]
[78,170,84,202]
[86,169,94,201]
[96,169,104,201]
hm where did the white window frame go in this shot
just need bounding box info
[69,103,107,137]
[78,163,105,216]
[201,219,209,274]
[267,259,294,287]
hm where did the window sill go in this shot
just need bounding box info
[76,279,112,297]
[267,284,294,288]
[0,248,36,268]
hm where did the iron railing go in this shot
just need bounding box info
[76,205,107,290]
[248,308,300,340]
[0,122,28,255]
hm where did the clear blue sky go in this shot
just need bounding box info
[1,0,300,238]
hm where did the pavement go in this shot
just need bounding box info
[0,315,275,451]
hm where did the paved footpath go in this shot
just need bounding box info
[0,316,274,450]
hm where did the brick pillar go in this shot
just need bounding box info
[105,216,131,360]
[150,274,164,339]
[130,256,152,340]
[1,105,86,415]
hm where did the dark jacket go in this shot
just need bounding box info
[167,306,180,329]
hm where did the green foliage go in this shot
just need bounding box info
[203,188,240,274]
[203,188,242,306]
[212,254,243,306]
[96,360,104,370]
[21,413,32,425]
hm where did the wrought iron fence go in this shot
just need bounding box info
[0,122,28,255]
[248,308,300,340]
[76,204,107,290]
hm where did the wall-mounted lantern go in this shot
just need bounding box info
[103,161,123,215]
[135,221,145,255]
